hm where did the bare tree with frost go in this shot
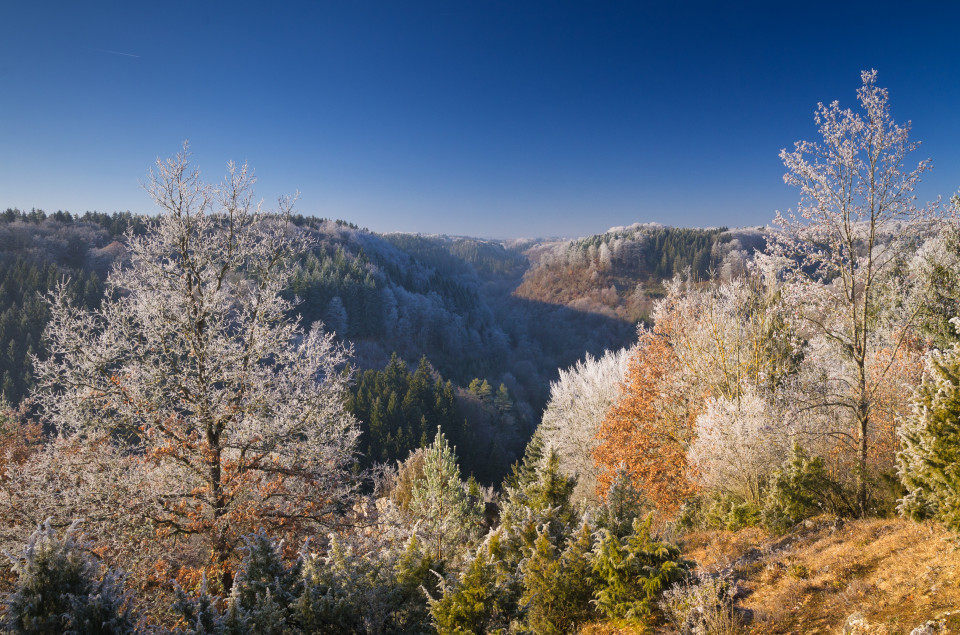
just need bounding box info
[33,146,359,591]
[766,70,948,514]
[688,390,788,504]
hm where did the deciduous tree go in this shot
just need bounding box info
[34,146,359,591]
[537,346,634,505]
[768,70,946,514]
[594,332,698,518]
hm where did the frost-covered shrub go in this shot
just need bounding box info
[170,516,441,635]
[688,391,788,505]
[592,466,650,539]
[661,571,743,635]
[3,520,138,635]
[298,530,439,635]
[431,441,583,633]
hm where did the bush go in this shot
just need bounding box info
[675,495,761,533]
[3,520,138,635]
[661,571,743,635]
[723,500,762,532]
[763,444,847,530]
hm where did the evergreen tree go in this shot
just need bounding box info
[4,520,138,635]
[519,522,596,634]
[428,531,517,635]
[222,531,302,635]
[899,330,960,530]
[409,429,483,562]
[591,515,691,623]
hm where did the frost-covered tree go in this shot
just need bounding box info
[688,391,789,504]
[428,529,518,634]
[33,146,358,591]
[594,332,697,517]
[898,322,960,531]
[537,346,634,505]
[910,200,960,349]
[767,70,947,514]
[654,275,798,401]
[409,428,483,563]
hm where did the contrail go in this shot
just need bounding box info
[94,48,140,58]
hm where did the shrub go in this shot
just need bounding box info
[661,571,743,635]
[674,495,761,532]
[763,444,847,530]
[592,515,692,623]
[3,520,138,635]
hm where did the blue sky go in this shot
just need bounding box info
[2,1,959,238]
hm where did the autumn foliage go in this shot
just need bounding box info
[594,332,698,518]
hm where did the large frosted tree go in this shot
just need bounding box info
[768,70,945,514]
[537,346,634,505]
[34,147,359,591]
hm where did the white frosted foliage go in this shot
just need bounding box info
[537,346,634,504]
[32,146,359,572]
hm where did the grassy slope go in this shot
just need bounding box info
[682,517,960,634]
[578,517,960,634]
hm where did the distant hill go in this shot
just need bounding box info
[513,223,768,322]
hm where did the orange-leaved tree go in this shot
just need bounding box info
[594,331,698,518]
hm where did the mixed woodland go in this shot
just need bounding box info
[3,71,960,634]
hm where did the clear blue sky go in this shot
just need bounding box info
[2,1,959,238]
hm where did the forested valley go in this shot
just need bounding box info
[4,71,960,634]
[0,204,736,484]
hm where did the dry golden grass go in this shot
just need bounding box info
[578,622,650,634]
[681,516,960,634]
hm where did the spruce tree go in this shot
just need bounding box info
[592,516,691,623]
[899,330,960,530]
[520,522,596,634]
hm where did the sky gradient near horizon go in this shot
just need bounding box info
[2,1,959,238]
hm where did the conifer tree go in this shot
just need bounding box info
[428,530,517,634]
[222,531,302,635]
[899,327,960,530]
[520,522,596,634]
[409,428,483,562]
[4,520,138,635]
[592,515,691,623]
